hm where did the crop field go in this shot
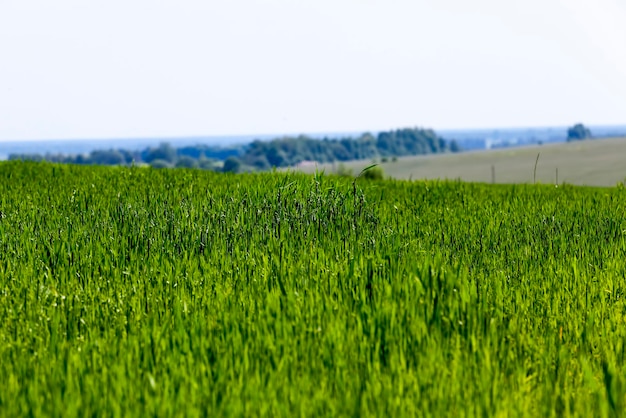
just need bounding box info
[296,136,626,187]
[2,162,626,416]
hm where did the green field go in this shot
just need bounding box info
[2,162,626,416]
[295,137,626,187]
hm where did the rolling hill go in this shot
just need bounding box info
[293,136,626,187]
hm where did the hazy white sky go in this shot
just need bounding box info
[1,0,625,141]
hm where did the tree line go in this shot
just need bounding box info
[9,127,460,173]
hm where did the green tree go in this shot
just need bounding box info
[266,146,287,167]
[197,155,219,170]
[89,150,125,165]
[248,155,270,170]
[223,157,241,173]
[175,156,199,169]
[145,143,177,163]
[567,123,592,141]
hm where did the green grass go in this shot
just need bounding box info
[2,161,626,416]
[295,136,626,187]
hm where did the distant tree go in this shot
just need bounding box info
[197,155,219,170]
[144,143,177,163]
[74,154,89,164]
[223,156,241,173]
[119,149,139,164]
[175,156,199,169]
[9,154,44,162]
[178,144,243,160]
[567,123,592,141]
[266,145,287,167]
[89,149,125,165]
[449,140,461,152]
[248,155,271,170]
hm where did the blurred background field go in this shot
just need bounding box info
[294,136,626,187]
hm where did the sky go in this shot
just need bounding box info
[1,0,626,141]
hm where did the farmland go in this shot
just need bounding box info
[295,136,626,187]
[2,161,626,416]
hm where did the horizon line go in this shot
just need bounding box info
[2,123,626,143]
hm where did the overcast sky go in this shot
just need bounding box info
[1,0,625,141]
